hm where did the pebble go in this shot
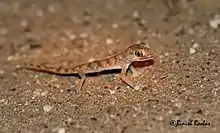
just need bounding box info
[7,55,16,61]
[109,89,116,95]
[57,128,65,133]
[48,5,56,12]
[106,38,113,45]
[134,83,145,91]
[65,31,76,41]
[214,81,219,86]
[112,23,119,29]
[41,91,48,96]
[12,72,18,78]
[80,32,88,38]
[0,70,5,74]
[96,24,102,30]
[67,117,73,123]
[188,28,194,35]
[53,127,65,133]
[33,89,41,97]
[209,14,220,29]
[164,53,169,56]
[157,116,164,121]
[174,102,182,108]
[43,105,53,112]
[192,43,200,48]
[0,28,8,35]
[134,85,141,91]
[36,10,44,17]
[69,34,76,41]
[189,48,196,54]
[136,30,142,35]
[20,19,28,28]
[133,10,140,19]
[60,89,64,93]
[0,99,7,104]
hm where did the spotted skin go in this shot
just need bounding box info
[21,43,155,90]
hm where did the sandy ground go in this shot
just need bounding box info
[0,0,220,133]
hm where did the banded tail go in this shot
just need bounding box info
[21,63,77,75]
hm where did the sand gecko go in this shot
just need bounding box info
[21,43,155,90]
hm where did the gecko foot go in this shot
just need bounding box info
[77,73,86,90]
[116,74,135,89]
[116,75,146,90]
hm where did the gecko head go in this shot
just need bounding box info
[127,43,155,62]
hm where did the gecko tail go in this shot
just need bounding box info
[22,63,56,74]
[19,63,74,75]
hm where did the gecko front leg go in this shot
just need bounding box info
[117,64,135,88]
[129,65,142,77]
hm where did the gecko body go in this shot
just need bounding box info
[22,43,155,90]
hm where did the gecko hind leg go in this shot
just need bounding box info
[78,73,86,90]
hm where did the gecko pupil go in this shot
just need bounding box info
[135,50,143,57]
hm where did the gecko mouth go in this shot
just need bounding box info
[141,54,155,60]
[132,54,155,67]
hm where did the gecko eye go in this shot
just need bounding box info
[134,50,144,57]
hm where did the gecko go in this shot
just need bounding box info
[21,43,155,90]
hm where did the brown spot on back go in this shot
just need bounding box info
[72,66,80,72]
[116,54,123,61]
[79,64,88,71]
[64,68,70,73]
[48,66,53,70]
[41,64,50,69]
[56,66,62,72]
[47,66,56,72]
[66,60,74,66]
[57,67,66,73]
[36,65,41,68]
[88,62,99,70]
[98,60,107,68]
[106,57,116,66]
